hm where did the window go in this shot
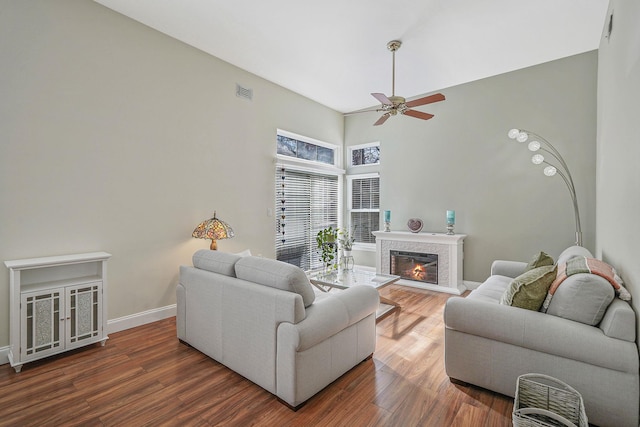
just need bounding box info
[277,133,335,165]
[275,130,341,271]
[350,142,380,167]
[347,174,380,246]
[276,167,339,270]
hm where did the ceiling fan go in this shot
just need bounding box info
[353,40,445,126]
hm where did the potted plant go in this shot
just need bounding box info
[338,227,355,256]
[316,226,338,272]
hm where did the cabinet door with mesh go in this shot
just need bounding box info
[21,289,63,361]
[66,282,103,349]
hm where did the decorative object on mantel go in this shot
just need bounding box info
[446,210,455,235]
[407,218,424,233]
[508,128,582,246]
[384,210,391,232]
[192,211,235,250]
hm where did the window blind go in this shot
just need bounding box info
[276,167,339,271]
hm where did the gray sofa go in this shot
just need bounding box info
[176,250,379,409]
[444,246,639,427]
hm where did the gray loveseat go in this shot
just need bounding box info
[176,250,379,409]
[444,246,639,427]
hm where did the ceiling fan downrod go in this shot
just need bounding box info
[387,40,401,97]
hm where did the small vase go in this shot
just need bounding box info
[341,250,354,271]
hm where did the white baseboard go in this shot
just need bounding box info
[463,280,482,291]
[396,278,466,295]
[1,305,177,367]
[107,304,176,334]
[0,346,9,365]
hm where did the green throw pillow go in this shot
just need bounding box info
[500,265,558,311]
[524,251,554,272]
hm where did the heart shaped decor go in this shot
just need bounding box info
[407,218,424,233]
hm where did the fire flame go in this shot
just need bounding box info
[412,264,426,281]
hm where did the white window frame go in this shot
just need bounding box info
[275,130,344,270]
[346,172,380,251]
[276,129,342,171]
[349,141,380,168]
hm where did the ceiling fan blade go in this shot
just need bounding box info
[371,93,392,105]
[373,113,391,126]
[405,93,445,108]
[403,109,434,121]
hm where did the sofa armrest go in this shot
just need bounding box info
[280,286,379,352]
[444,296,638,373]
[490,260,527,278]
[599,298,637,342]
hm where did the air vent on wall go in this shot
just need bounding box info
[236,84,253,100]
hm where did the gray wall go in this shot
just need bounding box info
[0,1,343,347]
[345,52,598,282]
[596,0,640,345]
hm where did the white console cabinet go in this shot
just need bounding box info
[5,252,111,373]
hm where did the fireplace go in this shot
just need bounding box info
[390,250,438,284]
[372,231,466,295]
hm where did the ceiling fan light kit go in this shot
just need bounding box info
[369,40,445,126]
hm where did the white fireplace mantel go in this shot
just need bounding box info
[372,230,466,295]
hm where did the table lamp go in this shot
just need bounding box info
[192,211,235,250]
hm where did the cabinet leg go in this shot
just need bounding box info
[13,365,22,373]
[100,339,108,347]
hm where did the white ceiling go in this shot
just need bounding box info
[95,0,609,113]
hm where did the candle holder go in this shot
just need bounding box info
[446,210,455,235]
[383,210,391,232]
[446,223,455,235]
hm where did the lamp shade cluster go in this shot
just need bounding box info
[192,211,235,250]
[508,128,582,246]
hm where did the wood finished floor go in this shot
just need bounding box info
[0,285,513,426]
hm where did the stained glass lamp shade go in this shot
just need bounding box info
[192,212,235,250]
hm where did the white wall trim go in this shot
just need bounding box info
[0,305,177,366]
[0,346,9,365]
[107,304,176,334]
[463,280,482,291]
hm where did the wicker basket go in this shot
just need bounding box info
[513,374,588,427]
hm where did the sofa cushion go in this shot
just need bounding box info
[500,265,557,311]
[524,251,554,272]
[235,257,316,307]
[193,249,241,277]
[546,274,615,326]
